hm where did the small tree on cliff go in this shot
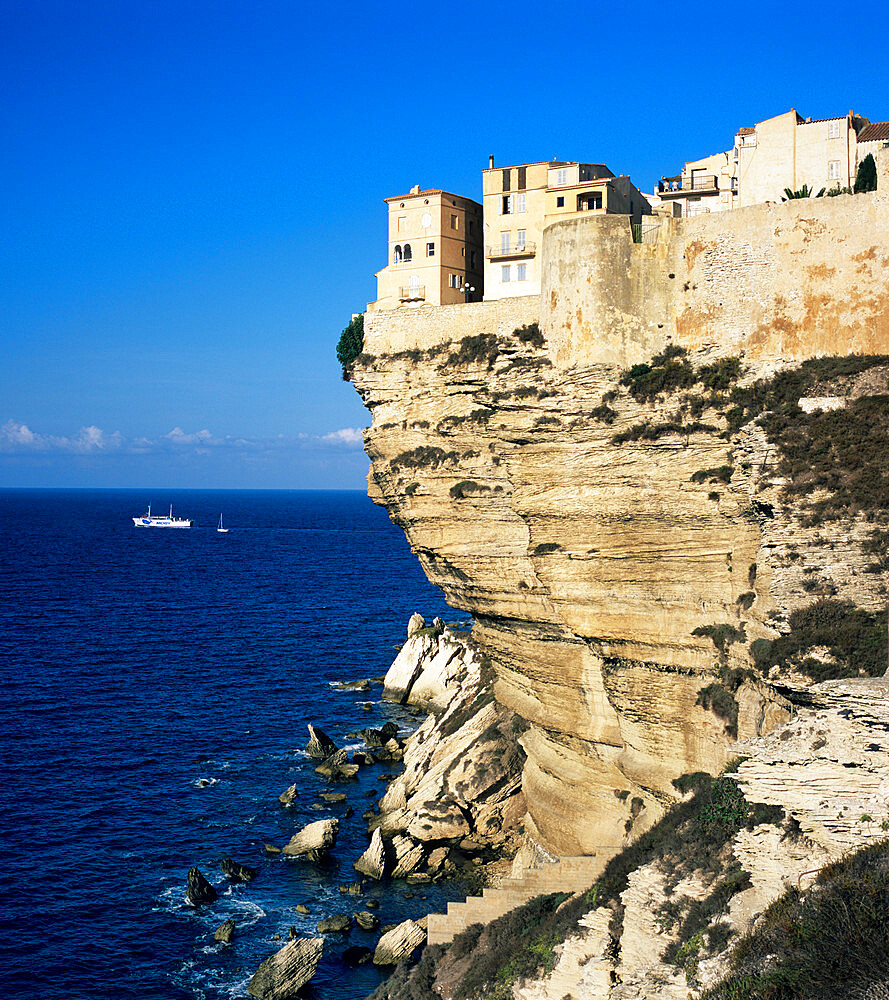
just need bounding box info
[854,153,877,193]
[336,314,364,378]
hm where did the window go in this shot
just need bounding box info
[451,214,458,230]
[469,220,475,235]
[502,169,511,191]
[394,245,403,264]
[501,194,513,214]
[500,232,510,253]
[556,168,567,186]
[397,216,406,232]
[426,242,435,257]
[686,197,703,217]
[517,229,526,249]
[516,192,527,213]
[828,160,841,180]
[461,247,466,257]
[470,250,477,269]
[501,265,511,282]
[517,166,526,189]
[403,244,412,261]
[449,274,460,288]
[581,193,602,211]
[828,121,841,139]
[517,263,527,281]
[556,196,565,208]
[408,275,420,297]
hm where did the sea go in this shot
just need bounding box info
[0,489,466,1000]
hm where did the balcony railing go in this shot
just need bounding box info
[486,242,536,259]
[658,174,719,194]
[398,285,425,301]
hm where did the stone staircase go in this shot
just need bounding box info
[427,855,610,946]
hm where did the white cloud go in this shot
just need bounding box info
[320,427,364,445]
[0,420,368,457]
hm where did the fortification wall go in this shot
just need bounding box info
[363,296,539,356]
[542,180,889,368]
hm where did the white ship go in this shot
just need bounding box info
[132,505,194,528]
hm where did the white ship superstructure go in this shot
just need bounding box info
[132,505,194,528]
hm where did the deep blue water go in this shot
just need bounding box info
[0,490,463,1000]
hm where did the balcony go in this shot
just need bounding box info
[658,174,719,196]
[486,242,536,260]
[398,285,425,302]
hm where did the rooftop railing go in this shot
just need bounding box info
[658,174,719,194]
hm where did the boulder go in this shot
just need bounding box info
[282,819,339,861]
[315,750,359,780]
[264,843,281,855]
[247,936,323,999]
[365,898,379,909]
[220,857,257,882]
[352,751,374,766]
[333,678,370,691]
[279,784,298,806]
[295,903,310,914]
[355,910,380,931]
[317,913,352,933]
[343,945,373,966]
[186,867,217,906]
[320,791,347,803]
[406,612,426,637]
[338,881,363,896]
[214,918,236,944]
[426,847,450,873]
[373,919,427,965]
[305,725,338,759]
[390,835,424,878]
[353,828,386,880]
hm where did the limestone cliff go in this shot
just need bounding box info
[349,182,889,863]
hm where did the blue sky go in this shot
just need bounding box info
[2,0,887,489]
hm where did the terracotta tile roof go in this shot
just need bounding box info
[858,122,889,142]
[736,127,755,136]
[803,116,846,124]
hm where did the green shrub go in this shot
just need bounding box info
[612,419,717,445]
[531,542,562,555]
[696,683,739,737]
[445,334,501,367]
[751,598,887,681]
[336,313,364,375]
[449,481,491,500]
[590,404,618,424]
[855,153,878,193]
[391,446,459,471]
[692,623,745,653]
[513,322,544,348]
[704,839,889,1000]
[691,465,734,484]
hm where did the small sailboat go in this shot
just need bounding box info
[217,514,229,534]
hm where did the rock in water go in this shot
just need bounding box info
[315,749,359,780]
[373,919,427,965]
[214,918,236,944]
[282,819,339,861]
[406,612,425,637]
[220,857,257,881]
[355,910,380,931]
[186,867,218,905]
[354,828,386,880]
[247,936,323,999]
[343,945,373,966]
[305,725,338,759]
[278,783,298,806]
[317,913,352,933]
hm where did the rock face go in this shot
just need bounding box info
[354,828,386,879]
[185,867,217,906]
[315,749,359,780]
[220,857,257,881]
[373,919,426,965]
[317,913,351,933]
[247,936,323,999]
[351,206,889,854]
[282,819,339,860]
[376,627,526,854]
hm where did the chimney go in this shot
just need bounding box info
[410,184,420,194]
[488,154,494,169]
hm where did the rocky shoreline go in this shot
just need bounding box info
[183,613,526,998]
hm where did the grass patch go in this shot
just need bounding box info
[391,446,459,471]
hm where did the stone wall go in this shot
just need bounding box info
[542,184,889,368]
[363,295,538,356]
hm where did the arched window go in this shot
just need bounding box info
[394,245,402,264]
[403,243,412,261]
